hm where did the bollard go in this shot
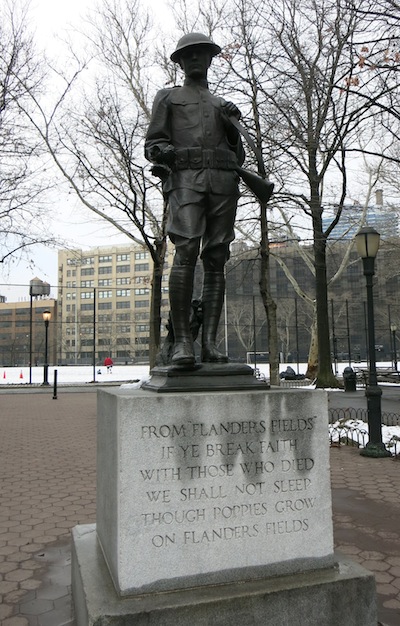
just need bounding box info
[53,369,58,400]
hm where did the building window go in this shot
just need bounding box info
[81,338,94,346]
[81,327,94,334]
[81,304,94,311]
[134,288,149,295]
[81,267,95,276]
[135,263,149,271]
[135,336,149,345]
[134,312,148,320]
[99,279,112,286]
[98,326,112,334]
[116,301,130,309]
[81,292,94,299]
[99,255,112,263]
[117,253,130,262]
[98,266,112,275]
[116,289,131,297]
[116,265,130,273]
[99,290,113,299]
[135,300,149,308]
[136,324,150,332]
[116,277,131,285]
[116,313,130,321]
[98,302,112,310]
[117,350,130,357]
[117,325,130,333]
[81,280,94,287]
[135,252,148,260]
[98,314,112,321]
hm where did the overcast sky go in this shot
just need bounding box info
[0,0,172,302]
[0,0,387,302]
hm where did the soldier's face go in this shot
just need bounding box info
[180,46,212,79]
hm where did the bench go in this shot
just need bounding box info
[353,367,400,386]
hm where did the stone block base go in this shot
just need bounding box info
[72,524,377,626]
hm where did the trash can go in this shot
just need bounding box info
[343,366,357,392]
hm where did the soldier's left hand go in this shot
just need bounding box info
[222,101,242,120]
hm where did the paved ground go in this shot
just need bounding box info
[0,391,96,626]
[0,388,399,625]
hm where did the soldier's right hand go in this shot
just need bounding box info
[160,145,176,167]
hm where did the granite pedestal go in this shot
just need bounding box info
[72,387,377,625]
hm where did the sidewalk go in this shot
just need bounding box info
[0,390,399,626]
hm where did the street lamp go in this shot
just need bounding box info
[355,226,390,457]
[29,278,48,384]
[391,323,397,372]
[42,309,51,386]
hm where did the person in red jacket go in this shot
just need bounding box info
[104,356,113,373]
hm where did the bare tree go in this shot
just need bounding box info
[0,1,57,266]
[24,0,171,366]
[219,0,400,386]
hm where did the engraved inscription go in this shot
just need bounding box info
[137,417,318,549]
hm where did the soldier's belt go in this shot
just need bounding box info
[175,147,237,170]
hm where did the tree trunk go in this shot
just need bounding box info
[313,212,339,388]
[305,311,318,380]
[259,201,279,385]
[148,238,166,369]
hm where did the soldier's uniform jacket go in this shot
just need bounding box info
[145,78,245,196]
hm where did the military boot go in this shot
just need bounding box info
[169,265,196,366]
[201,271,229,363]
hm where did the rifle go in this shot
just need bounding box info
[151,113,274,204]
[235,166,274,204]
[151,161,274,204]
[228,115,274,204]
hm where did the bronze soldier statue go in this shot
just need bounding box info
[145,32,246,368]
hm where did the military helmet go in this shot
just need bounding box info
[170,32,222,63]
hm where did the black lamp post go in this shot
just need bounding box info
[355,226,390,458]
[42,309,51,386]
[391,323,397,372]
[29,278,44,384]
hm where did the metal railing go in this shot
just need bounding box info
[329,407,400,456]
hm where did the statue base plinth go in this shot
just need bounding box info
[142,362,269,392]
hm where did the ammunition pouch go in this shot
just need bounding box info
[175,148,237,171]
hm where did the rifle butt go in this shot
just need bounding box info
[236,167,274,204]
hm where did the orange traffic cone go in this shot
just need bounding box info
[20,370,23,379]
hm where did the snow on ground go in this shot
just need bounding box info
[0,360,395,386]
[1,360,399,450]
[330,418,400,451]
[0,364,150,386]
